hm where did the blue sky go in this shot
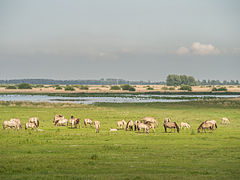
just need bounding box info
[0,0,239,81]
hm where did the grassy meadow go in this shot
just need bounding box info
[0,100,239,179]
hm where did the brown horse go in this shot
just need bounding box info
[197,121,214,133]
[126,120,134,131]
[29,117,39,128]
[163,122,179,133]
[141,117,159,127]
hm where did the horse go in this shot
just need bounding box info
[163,122,179,133]
[53,114,64,124]
[94,121,100,133]
[117,120,127,129]
[125,120,134,131]
[25,122,38,130]
[136,123,151,133]
[9,119,22,129]
[164,117,171,123]
[29,117,39,128]
[3,120,19,130]
[141,117,159,127]
[54,118,68,126]
[69,116,80,128]
[83,118,93,128]
[197,121,214,133]
[180,122,191,129]
[134,120,140,131]
[222,117,230,125]
[205,120,217,129]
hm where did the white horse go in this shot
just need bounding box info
[222,117,230,125]
[126,120,134,131]
[9,119,22,129]
[137,123,151,133]
[117,120,127,129]
[3,120,19,130]
[94,121,100,133]
[83,118,93,128]
[29,117,39,127]
[180,122,191,129]
[55,118,68,126]
[53,114,64,124]
[25,122,38,130]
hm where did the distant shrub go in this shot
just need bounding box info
[128,87,136,91]
[212,87,227,91]
[34,84,44,88]
[161,86,168,90]
[229,86,234,88]
[6,85,17,89]
[55,85,62,90]
[168,87,175,90]
[179,85,192,91]
[147,87,154,90]
[206,85,212,87]
[80,85,89,90]
[17,83,32,89]
[110,86,121,90]
[120,84,135,91]
[64,85,75,91]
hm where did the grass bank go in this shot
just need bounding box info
[0,100,239,179]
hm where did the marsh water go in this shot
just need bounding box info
[0,94,239,104]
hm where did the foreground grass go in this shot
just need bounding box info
[0,101,239,179]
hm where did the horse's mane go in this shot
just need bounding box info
[198,122,204,129]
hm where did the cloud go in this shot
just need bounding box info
[191,42,220,55]
[176,47,190,55]
[99,52,105,57]
[176,42,221,56]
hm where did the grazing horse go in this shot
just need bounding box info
[164,117,171,123]
[197,121,214,133]
[53,114,64,124]
[117,120,127,129]
[205,120,217,129]
[9,119,22,129]
[25,122,38,130]
[134,120,140,131]
[180,122,191,129]
[69,116,80,128]
[137,123,151,133]
[163,122,179,133]
[83,118,93,128]
[29,117,39,128]
[222,117,230,125]
[94,121,100,133]
[126,120,134,131]
[3,120,19,130]
[141,117,159,127]
[54,118,68,126]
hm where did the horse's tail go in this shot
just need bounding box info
[174,122,180,133]
[37,119,39,127]
[215,123,217,129]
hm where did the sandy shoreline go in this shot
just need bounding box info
[0,85,240,94]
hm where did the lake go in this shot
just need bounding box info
[0,94,239,104]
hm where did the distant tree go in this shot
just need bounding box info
[6,85,17,89]
[166,74,196,86]
[110,86,121,90]
[179,85,192,91]
[64,85,75,91]
[17,83,32,89]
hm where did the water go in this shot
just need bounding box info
[0,94,239,104]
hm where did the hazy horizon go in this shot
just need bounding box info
[1,0,239,81]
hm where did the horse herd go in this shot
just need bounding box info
[2,115,230,134]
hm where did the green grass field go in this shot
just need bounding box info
[0,100,239,180]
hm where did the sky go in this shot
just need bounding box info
[0,0,240,81]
